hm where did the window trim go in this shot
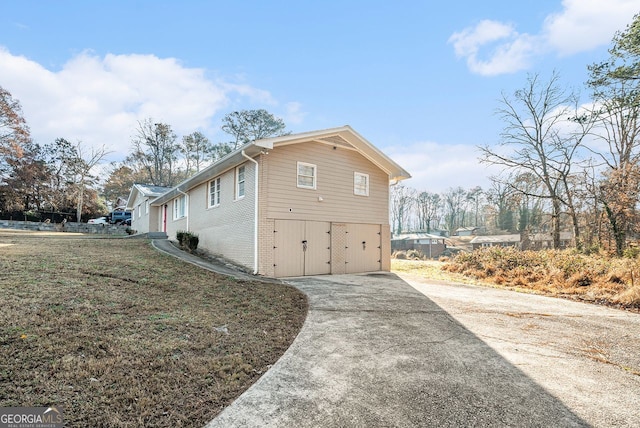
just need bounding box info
[236,165,246,200]
[209,177,221,208]
[297,161,317,190]
[173,195,187,220]
[354,172,369,196]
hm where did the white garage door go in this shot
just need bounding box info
[345,223,382,274]
[274,220,331,277]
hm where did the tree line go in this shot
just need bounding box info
[393,14,640,256]
[0,99,288,222]
[102,111,288,204]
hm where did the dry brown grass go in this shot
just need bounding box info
[0,231,307,427]
[437,247,640,311]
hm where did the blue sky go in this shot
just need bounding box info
[0,0,638,191]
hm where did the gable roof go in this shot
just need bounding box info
[257,126,411,182]
[126,184,172,210]
[151,125,411,206]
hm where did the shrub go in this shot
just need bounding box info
[406,249,423,260]
[393,251,407,260]
[176,230,199,252]
[623,246,640,259]
[188,234,199,251]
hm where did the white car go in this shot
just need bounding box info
[88,216,109,224]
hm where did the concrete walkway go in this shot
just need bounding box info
[206,273,587,427]
[151,241,588,427]
[152,239,271,282]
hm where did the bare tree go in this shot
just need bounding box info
[479,72,590,249]
[390,185,415,235]
[443,187,467,234]
[0,86,30,153]
[466,186,484,227]
[128,119,179,187]
[70,142,110,222]
[415,191,442,232]
[485,179,516,232]
[180,131,212,174]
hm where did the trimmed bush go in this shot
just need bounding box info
[176,230,199,252]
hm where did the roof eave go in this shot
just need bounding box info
[151,142,268,206]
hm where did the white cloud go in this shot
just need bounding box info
[0,48,296,161]
[283,102,307,125]
[385,141,499,193]
[544,0,639,56]
[449,20,540,75]
[450,0,638,75]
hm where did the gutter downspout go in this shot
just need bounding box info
[242,150,259,275]
[176,188,189,232]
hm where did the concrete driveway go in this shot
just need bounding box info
[205,272,640,427]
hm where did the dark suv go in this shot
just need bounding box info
[109,210,132,225]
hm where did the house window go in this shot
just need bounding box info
[236,165,245,199]
[145,200,149,214]
[173,195,187,220]
[137,204,141,218]
[354,172,369,196]
[209,177,221,207]
[297,162,316,189]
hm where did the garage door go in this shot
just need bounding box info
[274,220,331,277]
[345,223,381,274]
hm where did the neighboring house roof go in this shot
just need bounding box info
[126,184,172,210]
[470,234,520,244]
[456,227,478,232]
[470,232,574,245]
[152,125,411,207]
[531,232,574,242]
[392,232,446,241]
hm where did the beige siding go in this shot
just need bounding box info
[257,141,393,277]
[263,142,389,224]
[148,204,160,233]
[130,192,150,234]
[165,210,188,241]
[186,162,256,270]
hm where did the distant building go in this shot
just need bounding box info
[529,232,574,250]
[470,232,574,251]
[391,232,447,259]
[470,234,520,250]
[455,226,479,237]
